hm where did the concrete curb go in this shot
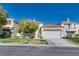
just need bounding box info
[0,44,48,46]
[0,44,78,47]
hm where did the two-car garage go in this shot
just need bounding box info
[42,24,64,39]
[42,30,61,39]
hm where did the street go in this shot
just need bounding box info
[0,45,79,56]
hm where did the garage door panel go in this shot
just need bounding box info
[43,30,61,39]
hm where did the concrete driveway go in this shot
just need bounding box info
[46,38,77,47]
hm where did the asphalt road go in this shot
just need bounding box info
[0,45,79,56]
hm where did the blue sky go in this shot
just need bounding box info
[0,3,79,24]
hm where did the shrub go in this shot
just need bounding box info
[40,39,48,44]
[0,31,11,38]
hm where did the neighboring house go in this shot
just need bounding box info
[2,18,18,33]
[60,18,78,37]
[41,24,64,39]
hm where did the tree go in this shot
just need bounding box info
[0,17,7,27]
[17,19,39,38]
[0,6,8,38]
[0,6,8,27]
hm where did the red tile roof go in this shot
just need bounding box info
[42,24,64,28]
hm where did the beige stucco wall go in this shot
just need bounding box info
[34,23,43,39]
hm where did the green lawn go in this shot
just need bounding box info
[0,38,48,44]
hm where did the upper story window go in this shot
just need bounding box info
[64,25,68,30]
[7,21,11,25]
[73,24,76,29]
[68,24,70,29]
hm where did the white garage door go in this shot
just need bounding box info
[43,30,61,39]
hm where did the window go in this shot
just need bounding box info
[74,24,76,29]
[68,24,70,29]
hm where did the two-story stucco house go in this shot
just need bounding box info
[39,18,79,39]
